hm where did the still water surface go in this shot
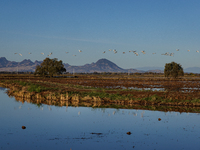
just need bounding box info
[0,88,200,150]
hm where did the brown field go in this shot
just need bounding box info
[1,73,200,112]
[1,73,200,100]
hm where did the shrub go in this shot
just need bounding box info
[164,62,184,78]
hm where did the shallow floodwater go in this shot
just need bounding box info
[0,88,200,150]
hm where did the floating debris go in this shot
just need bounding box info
[91,132,102,135]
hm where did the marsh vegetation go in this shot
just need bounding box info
[1,73,200,112]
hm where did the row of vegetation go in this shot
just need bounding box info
[1,78,200,106]
[1,79,134,100]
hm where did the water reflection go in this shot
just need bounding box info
[106,84,200,92]
[0,88,200,150]
[0,87,6,91]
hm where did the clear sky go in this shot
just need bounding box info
[0,0,200,69]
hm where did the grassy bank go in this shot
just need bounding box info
[1,77,200,109]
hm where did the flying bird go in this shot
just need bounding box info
[78,50,82,52]
[113,49,117,54]
[141,51,146,54]
[187,50,190,52]
[41,53,44,55]
[134,52,139,56]
[176,49,179,51]
[28,52,32,54]
[19,53,22,56]
[162,52,169,56]
[196,50,199,53]
[48,52,52,56]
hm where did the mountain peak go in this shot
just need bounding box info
[95,58,120,68]
[89,58,123,72]
[19,59,34,66]
[0,57,9,68]
[96,58,112,64]
[0,57,8,61]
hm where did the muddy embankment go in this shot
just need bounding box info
[2,82,200,113]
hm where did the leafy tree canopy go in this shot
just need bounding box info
[164,62,184,78]
[34,58,66,77]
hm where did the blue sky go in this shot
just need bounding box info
[0,0,200,69]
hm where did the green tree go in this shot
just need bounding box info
[164,62,184,78]
[34,58,66,77]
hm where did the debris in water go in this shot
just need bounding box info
[91,132,102,135]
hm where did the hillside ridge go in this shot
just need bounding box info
[0,57,166,73]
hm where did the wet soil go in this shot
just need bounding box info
[1,75,200,108]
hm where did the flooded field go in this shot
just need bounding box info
[1,75,200,103]
[0,88,200,150]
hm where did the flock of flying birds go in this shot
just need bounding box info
[14,48,200,57]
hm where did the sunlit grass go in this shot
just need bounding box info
[1,77,200,106]
[16,81,58,92]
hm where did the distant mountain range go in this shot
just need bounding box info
[135,67,164,71]
[0,57,42,72]
[0,57,144,73]
[0,57,199,73]
[184,67,200,74]
[63,59,145,73]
